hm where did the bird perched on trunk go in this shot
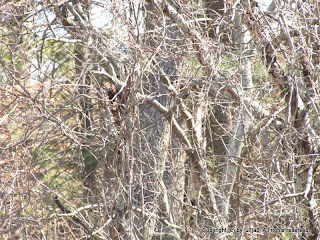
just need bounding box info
[107,88,121,102]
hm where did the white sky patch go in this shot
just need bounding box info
[91,2,113,30]
[255,0,274,11]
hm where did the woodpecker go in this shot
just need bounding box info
[107,88,118,101]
